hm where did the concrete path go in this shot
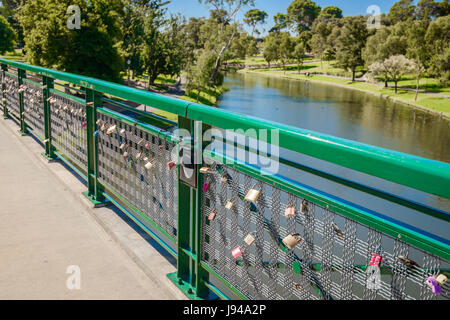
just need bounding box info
[0,118,186,300]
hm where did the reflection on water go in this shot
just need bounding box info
[217,72,450,240]
[219,72,450,163]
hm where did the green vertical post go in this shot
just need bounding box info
[1,64,8,119]
[18,68,27,135]
[42,76,56,161]
[168,116,210,300]
[82,88,108,207]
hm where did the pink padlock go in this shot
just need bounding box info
[427,276,442,295]
[370,253,383,267]
[203,182,210,192]
[167,161,176,170]
[232,247,242,259]
[82,122,87,128]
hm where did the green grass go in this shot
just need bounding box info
[242,69,450,116]
[181,86,229,106]
[0,49,26,62]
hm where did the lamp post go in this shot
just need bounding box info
[127,59,131,83]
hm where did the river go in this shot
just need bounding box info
[216,72,450,240]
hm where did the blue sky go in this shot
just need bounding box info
[167,0,421,33]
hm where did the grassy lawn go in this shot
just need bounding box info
[0,49,26,62]
[242,69,450,116]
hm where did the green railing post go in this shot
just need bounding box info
[18,68,27,135]
[168,117,210,300]
[42,76,56,161]
[1,64,7,119]
[82,88,108,207]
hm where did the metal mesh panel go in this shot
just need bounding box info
[96,112,178,240]
[49,93,87,170]
[3,73,19,119]
[23,81,45,139]
[201,161,450,300]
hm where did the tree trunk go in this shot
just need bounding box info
[384,73,388,88]
[196,90,200,103]
[211,29,237,83]
[352,69,355,82]
[415,75,420,101]
[395,80,398,94]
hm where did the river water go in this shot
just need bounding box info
[216,72,450,240]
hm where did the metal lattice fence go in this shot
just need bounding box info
[3,73,20,119]
[96,112,178,241]
[23,81,45,139]
[49,92,88,170]
[201,161,450,300]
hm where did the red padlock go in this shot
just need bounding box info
[167,161,176,170]
[203,182,210,192]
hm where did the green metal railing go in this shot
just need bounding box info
[1,58,449,300]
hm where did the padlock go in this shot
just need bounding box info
[120,128,126,135]
[436,274,448,286]
[136,152,143,160]
[107,125,117,135]
[225,200,234,210]
[282,233,302,250]
[332,223,345,240]
[232,247,242,259]
[82,122,87,128]
[300,200,308,213]
[96,119,102,126]
[43,139,49,143]
[167,161,176,170]
[145,143,150,149]
[145,161,154,170]
[208,209,217,221]
[220,174,229,183]
[199,167,210,174]
[245,187,260,203]
[101,123,108,132]
[203,182,210,193]
[244,233,255,246]
[427,276,442,295]
[120,143,126,150]
[123,152,129,158]
[93,131,99,137]
[284,205,296,218]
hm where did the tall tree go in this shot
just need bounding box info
[416,0,440,21]
[18,0,124,82]
[406,20,429,100]
[0,0,23,47]
[279,32,294,73]
[263,33,281,67]
[387,0,416,24]
[0,15,16,54]
[293,40,305,73]
[244,9,268,36]
[425,15,450,84]
[318,6,343,20]
[270,13,288,33]
[286,0,321,33]
[198,0,255,83]
[335,16,369,82]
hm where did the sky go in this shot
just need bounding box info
[167,0,422,34]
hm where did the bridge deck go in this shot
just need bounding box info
[0,118,185,300]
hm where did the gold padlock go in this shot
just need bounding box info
[285,205,296,218]
[120,143,126,150]
[245,187,260,203]
[145,161,154,170]
[282,233,303,250]
[199,167,210,174]
[107,125,117,135]
[436,274,448,286]
[300,200,308,213]
[225,200,234,210]
[220,174,229,183]
[244,233,255,246]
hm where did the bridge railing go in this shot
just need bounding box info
[1,58,449,300]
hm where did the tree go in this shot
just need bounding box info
[279,32,294,73]
[310,20,332,68]
[416,0,440,21]
[184,17,207,51]
[426,15,450,84]
[369,55,415,93]
[387,0,416,24]
[406,20,429,100]
[18,0,124,82]
[335,16,369,82]
[0,0,23,47]
[0,15,16,54]
[198,0,255,83]
[142,12,188,86]
[286,0,321,33]
[269,13,287,33]
[263,33,281,67]
[293,40,305,73]
[319,6,343,20]
[244,9,268,36]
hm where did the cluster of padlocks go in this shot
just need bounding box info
[200,163,449,300]
[2,74,19,117]
[49,93,88,169]
[22,83,45,137]
[96,114,178,240]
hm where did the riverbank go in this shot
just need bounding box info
[239,68,450,120]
